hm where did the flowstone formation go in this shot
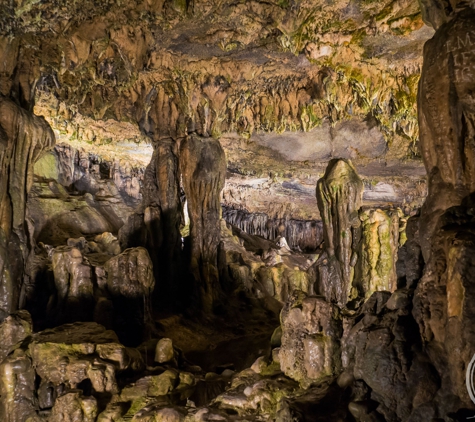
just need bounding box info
[0,97,55,314]
[358,208,402,300]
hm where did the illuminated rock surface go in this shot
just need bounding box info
[1,0,475,421]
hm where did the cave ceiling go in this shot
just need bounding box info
[1,0,433,219]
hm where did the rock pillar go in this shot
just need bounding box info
[0,97,55,314]
[180,135,226,312]
[315,159,363,307]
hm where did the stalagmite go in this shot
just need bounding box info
[118,137,182,305]
[315,159,363,307]
[279,290,342,388]
[180,135,226,312]
[358,208,400,299]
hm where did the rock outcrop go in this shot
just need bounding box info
[413,2,475,414]
[51,246,95,322]
[418,5,475,258]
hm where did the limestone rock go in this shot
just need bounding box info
[0,350,37,422]
[155,338,175,364]
[414,203,475,408]
[316,159,363,306]
[103,247,155,345]
[92,232,121,255]
[0,97,55,313]
[49,391,98,422]
[28,322,121,394]
[51,246,94,322]
[132,406,187,422]
[104,247,154,298]
[401,215,424,289]
[342,291,440,421]
[418,6,475,258]
[358,208,401,299]
[67,237,89,252]
[30,143,139,247]
[0,310,32,363]
[412,4,475,414]
[180,135,226,312]
[279,291,342,388]
[117,369,195,418]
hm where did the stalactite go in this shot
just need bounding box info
[222,206,323,252]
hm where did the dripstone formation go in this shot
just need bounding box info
[0,0,475,421]
[181,135,227,313]
[0,97,55,314]
[316,159,363,307]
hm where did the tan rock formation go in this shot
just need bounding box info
[104,247,154,298]
[358,208,401,299]
[279,291,342,388]
[51,246,94,321]
[418,5,475,258]
[0,350,37,422]
[180,135,226,312]
[316,159,363,307]
[0,97,55,313]
[414,3,475,410]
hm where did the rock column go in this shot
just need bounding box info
[414,3,475,407]
[358,208,400,299]
[315,159,363,307]
[0,97,55,314]
[418,5,475,259]
[180,135,226,312]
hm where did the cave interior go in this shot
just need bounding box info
[1,0,475,421]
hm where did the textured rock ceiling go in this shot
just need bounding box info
[1,0,433,218]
